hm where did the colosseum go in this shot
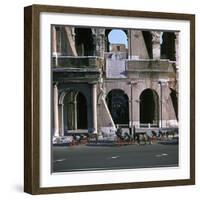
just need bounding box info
[51,26,179,141]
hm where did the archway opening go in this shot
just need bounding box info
[75,28,94,56]
[63,90,88,132]
[77,93,88,129]
[142,31,153,59]
[140,89,159,127]
[106,89,129,125]
[161,32,176,61]
[107,29,128,52]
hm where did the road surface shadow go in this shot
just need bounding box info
[158,139,178,145]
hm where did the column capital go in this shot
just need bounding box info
[151,31,161,43]
[151,31,161,59]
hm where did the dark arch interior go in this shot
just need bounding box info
[77,93,88,129]
[75,28,94,56]
[140,89,159,126]
[161,32,176,61]
[106,89,129,125]
[142,31,153,59]
[63,91,88,132]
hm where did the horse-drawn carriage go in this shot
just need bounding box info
[114,126,178,145]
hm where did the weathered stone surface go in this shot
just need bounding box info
[106,58,126,79]
[53,69,101,83]
[52,26,178,137]
[126,60,176,81]
[128,30,149,59]
[53,56,104,69]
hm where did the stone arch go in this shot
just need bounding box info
[62,90,88,131]
[59,87,89,105]
[105,29,128,52]
[139,88,159,127]
[106,89,129,125]
[106,83,130,98]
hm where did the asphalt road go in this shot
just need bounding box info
[52,141,178,172]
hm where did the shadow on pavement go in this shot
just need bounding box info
[158,139,178,145]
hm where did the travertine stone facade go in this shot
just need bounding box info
[52,26,178,137]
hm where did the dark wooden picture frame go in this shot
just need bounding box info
[24,4,195,194]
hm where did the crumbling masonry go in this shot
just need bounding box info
[52,26,179,139]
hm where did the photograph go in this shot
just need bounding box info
[51,25,179,173]
[24,5,195,194]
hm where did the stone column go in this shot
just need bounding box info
[99,29,105,57]
[128,30,132,59]
[129,82,134,133]
[58,103,64,136]
[151,31,161,59]
[130,81,140,128]
[52,26,58,66]
[175,32,179,65]
[56,26,62,56]
[73,98,77,130]
[53,84,59,136]
[91,84,98,134]
[52,26,57,55]
[71,27,76,41]
[92,28,105,57]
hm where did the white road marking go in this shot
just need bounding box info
[107,155,120,160]
[155,153,168,157]
[54,159,66,162]
[111,156,119,159]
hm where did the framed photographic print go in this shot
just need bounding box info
[24,4,195,194]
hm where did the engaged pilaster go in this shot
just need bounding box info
[53,84,59,137]
[91,84,97,134]
[52,26,57,56]
[58,103,64,136]
[175,32,179,67]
